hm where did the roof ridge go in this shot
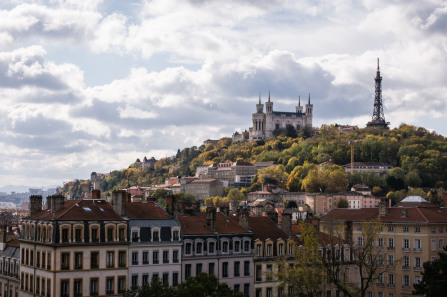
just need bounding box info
[416,207,429,222]
[56,200,81,219]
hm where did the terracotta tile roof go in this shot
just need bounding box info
[27,199,124,221]
[125,202,171,219]
[248,191,272,195]
[291,224,344,245]
[248,216,287,240]
[320,207,447,223]
[178,212,249,235]
[6,239,20,247]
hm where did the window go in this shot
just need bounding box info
[387,255,394,267]
[403,226,409,232]
[414,238,421,250]
[266,264,273,280]
[209,242,215,254]
[415,275,421,284]
[403,256,410,268]
[415,227,420,233]
[403,239,410,250]
[196,263,202,275]
[119,251,127,267]
[37,251,40,267]
[91,227,99,242]
[279,243,284,256]
[61,253,69,270]
[234,261,240,277]
[244,240,250,252]
[119,226,125,241]
[153,251,159,264]
[75,227,82,242]
[357,237,363,247]
[431,239,436,250]
[256,244,261,256]
[106,226,114,241]
[42,252,46,269]
[90,278,98,296]
[378,254,384,267]
[388,273,394,285]
[61,228,69,243]
[185,243,192,255]
[256,265,262,281]
[142,251,149,264]
[132,251,139,265]
[222,262,228,278]
[388,238,394,250]
[153,230,159,241]
[244,261,250,276]
[106,251,115,268]
[118,277,126,293]
[440,227,444,233]
[267,244,272,256]
[173,230,179,241]
[439,239,444,249]
[74,279,82,297]
[432,227,436,233]
[163,273,169,285]
[60,280,69,297]
[132,230,139,242]
[415,256,421,268]
[256,289,262,297]
[173,272,179,286]
[106,277,114,294]
[142,274,149,285]
[196,242,203,254]
[185,264,191,279]
[173,250,179,263]
[234,284,240,293]
[403,275,410,288]
[131,275,138,288]
[267,287,272,297]
[388,225,394,232]
[235,241,240,252]
[74,252,83,269]
[203,261,213,275]
[222,241,229,253]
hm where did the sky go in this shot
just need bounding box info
[1,0,447,189]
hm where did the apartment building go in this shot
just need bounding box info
[320,196,447,297]
[20,193,129,297]
[0,231,20,297]
[175,203,254,297]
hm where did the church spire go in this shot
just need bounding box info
[308,93,310,105]
[298,95,301,106]
[259,92,261,104]
[268,90,271,102]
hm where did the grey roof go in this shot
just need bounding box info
[0,246,20,260]
[401,196,427,203]
[129,219,180,228]
[273,111,304,117]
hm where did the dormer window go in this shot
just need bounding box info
[107,226,114,241]
[234,241,240,253]
[196,242,203,254]
[75,227,82,243]
[209,241,215,254]
[153,229,160,242]
[91,227,99,242]
[173,229,179,241]
[244,240,250,252]
[132,230,139,242]
[61,228,69,243]
[119,226,126,241]
[222,241,229,253]
[185,243,192,255]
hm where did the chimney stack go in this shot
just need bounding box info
[267,210,278,224]
[29,195,43,215]
[192,201,201,215]
[238,208,249,230]
[46,194,65,213]
[221,205,230,216]
[378,198,388,217]
[443,192,447,207]
[206,207,217,231]
[112,190,127,217]
[166,195,175,215]
[92,189,101,199]
[281,212,292,237]
[307,217,320,232]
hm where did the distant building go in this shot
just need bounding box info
[0,232,19,297]
[180,178,224,203]
[344,162,393,175]
[249,92,313,141]
[90,172,110,190]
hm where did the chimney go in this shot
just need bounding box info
[401,209,408,218]
[443,192,447,207]
[47,194,65,213]
[126,193,132,203]
[281,212,292,237]
[192,201,201,215]
[238,208,249,230]
[206,207,217,231]
[29,195,43,215]
[111,190,127,217]
[221,205,230,216]
[0,225,7,252]
[378,198,388,217]
[267,210,278,224]
[166,195,175,215]
[345,220,353,245]
[92,189,101,199]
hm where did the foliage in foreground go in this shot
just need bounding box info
[413,247,447,297]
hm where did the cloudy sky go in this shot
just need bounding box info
[1,0,447,189]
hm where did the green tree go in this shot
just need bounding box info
[413,247,447,297]
[176,273,244,297]
[226,188,245,208]
[124,279,176,297]
[337,199,349,208]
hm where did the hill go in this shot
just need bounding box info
[64,124,447,203]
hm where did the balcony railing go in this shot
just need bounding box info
[413,248,422,252]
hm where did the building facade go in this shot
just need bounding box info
[249,93,313,141]
[0,235,20,297]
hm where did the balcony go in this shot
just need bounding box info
[413,248,422,252]
[387,247,395,251]
[376,282,384,287]
[387,284,395,288]
[402,248,410,252]
[402,265,410,270]
[402,285,411,290]
[413,266,422,271]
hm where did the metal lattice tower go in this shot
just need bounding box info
[372,58,385,121]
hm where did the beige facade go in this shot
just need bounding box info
[180,178,224,203]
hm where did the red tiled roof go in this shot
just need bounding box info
[321,207,447,223]
[6,239,19,247]
[125,202,171,219]
[248,216,287,241]
[27,199,124,221]
[178,212,249,235]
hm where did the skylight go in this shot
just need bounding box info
[82,207,92,212]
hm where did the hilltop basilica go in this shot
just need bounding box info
[248,92,313,141]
